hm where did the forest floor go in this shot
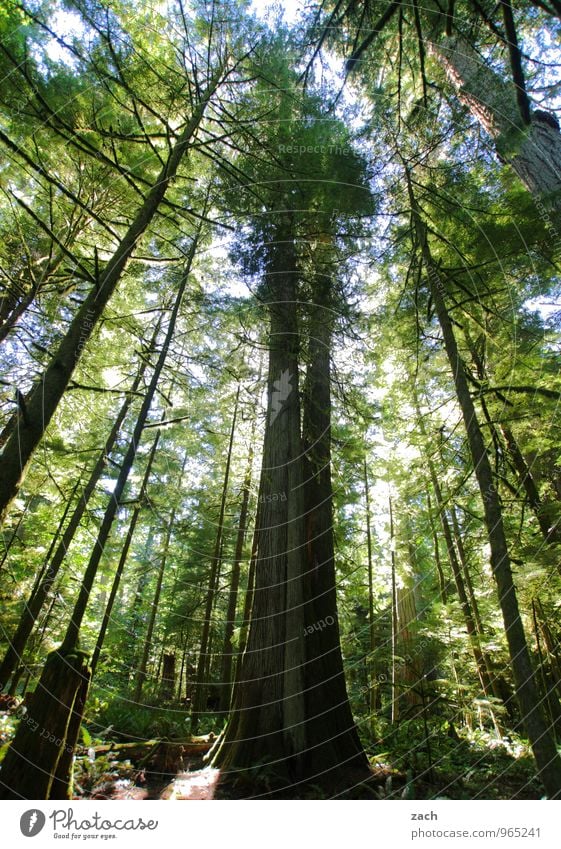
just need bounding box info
[0,707,546,800]
[68,733,544,800]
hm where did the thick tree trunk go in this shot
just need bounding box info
[300,270,367,777]
[429,36,561,213]
[408,175,561,797]
[232,496,261,674]
[0,647,90,799]
[395,571,424,714]
[213,223,368,793]
[213,217,308,786]
[49,670,91,799]
[0,76,219,524]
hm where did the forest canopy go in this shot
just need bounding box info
[0,0,561,802]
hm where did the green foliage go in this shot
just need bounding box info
[1,0,560,800]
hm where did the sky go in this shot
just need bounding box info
[250,0,303,24]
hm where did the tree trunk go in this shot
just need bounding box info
[232,495,261,675]
[161,654,176,702]
[534,598,561,697]
[49,670,91,799]
[450,503,485,634]
[219,418,256,712]
[213,216,308,785]
[0,647,90,799]
[0,323,159,692]
[90,430,161,676]
[364,459,378,723]
[300,268,367,777]
[501,423,561,546]
[0,505,29,573]
[390,496,399,724]
[408,172,561,797]
[191,386,240,731]
[428,462,493,694]
[395,571,424,714]
[532,600,561,740]
[0,284,37,346]
[132,456,185,703]
[426,491,447,603]
[429,36,561,213]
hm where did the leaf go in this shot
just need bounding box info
[0,741,11,764]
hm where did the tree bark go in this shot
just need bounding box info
[0,647,90,799]
[213,216,308,785]
[300,267,367,777]
[429,36,561,213]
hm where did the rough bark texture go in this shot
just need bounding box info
[213,218,307,786]
[0,648,90,799]
[429,36,561,213]
[214,228,369,793]
[300,269,368,778]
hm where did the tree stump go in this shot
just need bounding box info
[0,647,90,800]
[50,668,91,799]
[161,653,175,701]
